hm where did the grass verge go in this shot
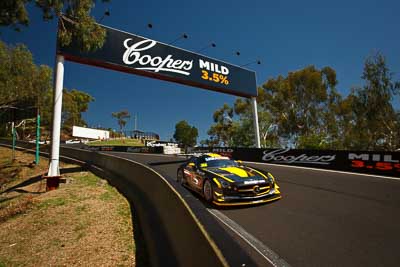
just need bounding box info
[0,147,135,266]
[88,139,144,147]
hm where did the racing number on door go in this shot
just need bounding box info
[192,172,202,189]
[186,166,201,188]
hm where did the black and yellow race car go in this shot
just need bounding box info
[176,153,281,206]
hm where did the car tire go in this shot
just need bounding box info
[177,169,185,185]
[203,179,214,203]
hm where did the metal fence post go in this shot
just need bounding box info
[35,114,40,165]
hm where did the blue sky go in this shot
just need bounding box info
[2,0,399,141]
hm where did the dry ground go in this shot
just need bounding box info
[0,147,135,266]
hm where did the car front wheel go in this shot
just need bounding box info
[203,179,214,203]
[177,169,185,185]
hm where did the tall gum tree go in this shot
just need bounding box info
[261,65,340,148]
[1,0,111,52]
[345,52,400,150]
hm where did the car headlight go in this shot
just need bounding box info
[218,178,231,188]
[267,173,275,185]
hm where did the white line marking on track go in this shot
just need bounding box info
[244,161,400,181]
[208,208,291,267]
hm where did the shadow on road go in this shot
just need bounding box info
[148,160,187,166]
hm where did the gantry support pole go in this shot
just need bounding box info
[48,55,64,177]
[251,97,261,148]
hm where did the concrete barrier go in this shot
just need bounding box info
[60,146,228,267]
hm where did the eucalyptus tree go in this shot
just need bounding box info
[112,110,131,133]
[62,89,94,130]
[206,103,236,146]
[261,65,340,148]
[345,53,399,150]
[1,0,111,52]
[173,120,198,151]
[0,40,53,130]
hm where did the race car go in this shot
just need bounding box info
[176,153,281,206]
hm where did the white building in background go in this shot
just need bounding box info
[72,126,109,140]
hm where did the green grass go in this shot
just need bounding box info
[75,204,88,215]
[88,139,144,147]
[74,221,86,231]
[0,156,11,166]
[0,196,19,209]
[117,203,131,219]
[75,173,99,187]
[100,190,114,201]
[37,198,66,209]
[0,258,15,267]
[0,147,135,266]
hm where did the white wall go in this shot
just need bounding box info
[72,126,109,140]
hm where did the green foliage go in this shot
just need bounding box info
[0,41,39,108]
[343,53,400,150]
[206,54,399,151]
[262,65,340,147]
[0,0,30,30]
[0,40,53,136]
[205,89,279,148]
[0,0,110,52]
[112,110,131,132]
[297,134,330,149]
[0,40,94,137]
[173,120,198,149]
[206,104,235,146]
[235,89,279,147]
[62,88,94,131]
[205,66,341,148]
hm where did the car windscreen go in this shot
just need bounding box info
[205,158,238,168]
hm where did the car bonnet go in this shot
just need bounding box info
[205,166,266,183]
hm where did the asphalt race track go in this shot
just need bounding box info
[102,151,400,267]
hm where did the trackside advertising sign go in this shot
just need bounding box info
[192,147,400,177]
[57,24,257,98]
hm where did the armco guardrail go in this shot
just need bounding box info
[60,147,227,267]
[0,140,227,267]
[192,147,400,177]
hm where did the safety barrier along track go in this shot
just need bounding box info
[1,141,228,267]
[61,147,228,267]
